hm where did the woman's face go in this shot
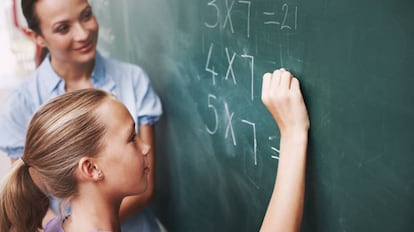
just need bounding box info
[95,98,150,198]
[34,0,99,64]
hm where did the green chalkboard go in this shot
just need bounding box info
[91,0,414,231]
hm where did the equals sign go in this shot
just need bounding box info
[263,12,280,25]
[269,136,280,160]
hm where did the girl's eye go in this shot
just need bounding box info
[129,133,137,143]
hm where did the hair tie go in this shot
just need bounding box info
[21,158,30,167]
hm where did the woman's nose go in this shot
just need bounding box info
[73,23,88,41]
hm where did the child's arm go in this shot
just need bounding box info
[260,69,310,232]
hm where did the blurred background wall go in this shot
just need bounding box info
[0,0,36,179]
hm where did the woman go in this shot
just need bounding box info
[0,0,162,230]
[0,69,310,231]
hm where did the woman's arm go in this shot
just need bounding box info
[119,125,155,221]
[260,69,310,232]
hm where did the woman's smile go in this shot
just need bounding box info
[75,40,94,53]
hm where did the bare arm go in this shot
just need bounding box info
[260,69,310,232]
[119,125,155,221]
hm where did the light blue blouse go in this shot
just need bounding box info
[0,52,162,158]
[0,52,162,232]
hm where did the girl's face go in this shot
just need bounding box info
[95,98,150,198]
[33,0,98,65]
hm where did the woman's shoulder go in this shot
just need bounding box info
[99,55,150,84]
[43,216,65,232]
[2,66,51,112]
[100,54,145,73]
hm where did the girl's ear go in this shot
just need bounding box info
[78,157,104,181]
[24,28,47,47]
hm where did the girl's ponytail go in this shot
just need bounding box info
[0,159,49,232]
[1,89,112,231]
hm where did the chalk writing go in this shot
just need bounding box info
[206,94,219,135]
[224,102,237,145]
[204,0,252,38]
[205,43,218,85]
[225,47,237,85]
[240,53,254,101]
[241,120,257,165]
[269,136,280,160]
[204,0,220,28]
[200,1,300,179]
[203,91,281,166]
[263,3,298,30]
[238,1,251,37]
[204,43,255,99]
[223,0,236,33]
[204,0,298,37]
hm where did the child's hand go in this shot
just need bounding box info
[261,68,310,136]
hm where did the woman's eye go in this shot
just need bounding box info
[55,25,69,34]
[81,9,93,21]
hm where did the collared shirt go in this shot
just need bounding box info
[43,216,64,232]
[44,208,160,232]
[0,52,162,158]
[0,52,162,232]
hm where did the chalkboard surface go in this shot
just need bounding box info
[91,0,414,231]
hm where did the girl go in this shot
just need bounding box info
[0,0,162,230]
[0,69,309,232]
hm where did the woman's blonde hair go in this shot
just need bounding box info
[0,89,112,231]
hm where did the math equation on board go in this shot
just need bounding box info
[204,0,298,38]
[200,0,300,184]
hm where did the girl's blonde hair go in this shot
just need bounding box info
[0,89,112,231]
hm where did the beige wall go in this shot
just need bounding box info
[0,151,11,181]
[0,89,14,181]
[0,0,33,182]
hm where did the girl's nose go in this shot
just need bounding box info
[137,138,151,156]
